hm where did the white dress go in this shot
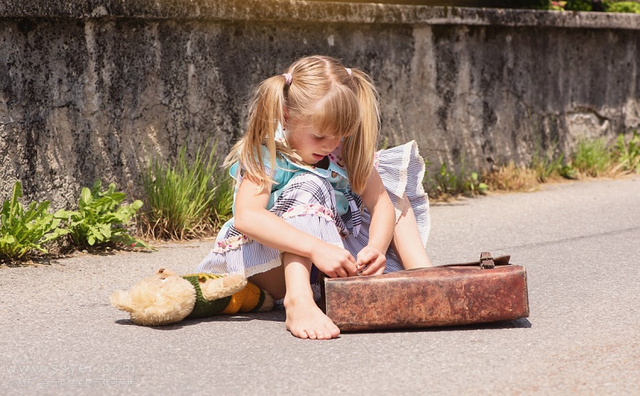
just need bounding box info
[196,134,430,278]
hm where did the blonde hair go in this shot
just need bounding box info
[225,55,380,194]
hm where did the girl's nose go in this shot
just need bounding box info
[324,136,341,151]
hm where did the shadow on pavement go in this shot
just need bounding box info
[340,317,532,335]
[112,310,286,329]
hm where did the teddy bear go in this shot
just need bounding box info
[110,268,274,326]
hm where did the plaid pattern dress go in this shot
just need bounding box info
[196,140,430,277]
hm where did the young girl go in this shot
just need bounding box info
[196,55,431,340]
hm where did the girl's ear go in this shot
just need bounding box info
[283,105,289,125]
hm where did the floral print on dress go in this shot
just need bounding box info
[212,234,251,253]
[282,203,336,222]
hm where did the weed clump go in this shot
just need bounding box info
[423,131,640,200]
[483,162,539,192]
[0,181,68,260]
[141,144,233,240]
[55,180,147,250]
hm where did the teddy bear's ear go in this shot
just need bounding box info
[157,268,177,277]
[110,290,133,313]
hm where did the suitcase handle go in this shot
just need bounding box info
[438,252,511,269]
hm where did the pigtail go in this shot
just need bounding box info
[225,75,289,190]
[343,68,380,194]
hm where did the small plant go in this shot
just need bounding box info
[425,161,487,198]
[606,1,640,13]
[56,180,146,249]
[0,181,68,260]
[530,140,567,182]
[549,1,567,10]
[532,153,565,182]
[211,174,235,228]
[378,136,390,151]
[434,163,460,196]
[611,131,640,173]
[465,172,489,196]
[559,163,579,180]
[564,0,592,11]
[143,144,224,240]
[571,138,612,177]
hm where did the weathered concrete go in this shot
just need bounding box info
[1,0,640,209]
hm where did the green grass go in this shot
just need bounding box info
[571,137,612,177]
[424,132,640,200]
[531,140,565,183]
[554,0,640,13]
[607,2,640,14]
[211,173,234,228]
[142,144,232,240]
[611,131,640,173]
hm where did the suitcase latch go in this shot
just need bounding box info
[480,252,495,269]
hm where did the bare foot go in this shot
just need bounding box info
[284,295,340,340]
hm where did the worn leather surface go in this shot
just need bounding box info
[325,264,529,331]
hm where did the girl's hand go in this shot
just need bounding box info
[311,242,358,278]
[356,245,386,276]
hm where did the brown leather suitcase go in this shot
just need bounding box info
[324,253,529,331]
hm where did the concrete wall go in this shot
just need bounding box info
[1,0,639,209]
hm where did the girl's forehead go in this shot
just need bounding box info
[292,120,352,138]
[292,122,329,135]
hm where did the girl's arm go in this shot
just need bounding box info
[233,175,358,278]
[357,168,396,275]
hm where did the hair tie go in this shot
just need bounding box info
[345,68,352,76]
[282,73,292,85]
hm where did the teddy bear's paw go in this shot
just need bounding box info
[201,273,248,301]
[110,290,134,312]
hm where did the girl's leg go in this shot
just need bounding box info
[248,264,286,300]
[282,252,340,340]
[391,195,432,269]
[249,172,340,301]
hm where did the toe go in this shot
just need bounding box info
[328,324,340,338]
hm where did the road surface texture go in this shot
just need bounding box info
[1,175,639,395]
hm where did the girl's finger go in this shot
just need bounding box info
[359,262,374,275]
[357,252,374,267]
[345,261,358,276]
[362,257,384,276]
[335,267,348,278]
[361,266,375,276]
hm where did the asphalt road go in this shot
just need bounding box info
[1,175,639,396]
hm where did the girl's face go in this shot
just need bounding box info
[287,123,342,165]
